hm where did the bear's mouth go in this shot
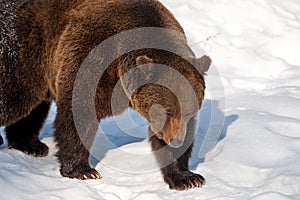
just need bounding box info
[156,132,184,148]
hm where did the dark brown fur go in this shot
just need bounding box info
[0,0,211,191]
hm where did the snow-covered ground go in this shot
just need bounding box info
[1,0,300,199]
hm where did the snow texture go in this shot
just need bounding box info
[1,0,300,199]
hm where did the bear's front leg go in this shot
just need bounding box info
[149,117,205,191]
[6,101,51,157]
[54,104,101,180]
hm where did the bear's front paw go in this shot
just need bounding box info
[164,171,205,191]
[9,140,49,157]
[60,164,101,180]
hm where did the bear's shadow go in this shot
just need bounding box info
[89,99,238,169]
[0,100,238,170]
[190,100,238,169]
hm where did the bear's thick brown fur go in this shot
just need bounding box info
[0,0,211,191]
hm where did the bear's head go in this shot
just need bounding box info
[120,52,211,148]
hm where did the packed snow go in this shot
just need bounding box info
[1,0,300,199]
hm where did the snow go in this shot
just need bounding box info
[1,0,300,199]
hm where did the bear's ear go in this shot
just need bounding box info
[136,55,155,81]
[191,55,212,74]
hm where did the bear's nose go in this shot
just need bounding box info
[169,138,183,148]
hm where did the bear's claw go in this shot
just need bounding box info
[78,169,101,180]
[60,165,101,180]
[164,171,205,191]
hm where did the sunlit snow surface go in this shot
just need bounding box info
[1,0,300,199]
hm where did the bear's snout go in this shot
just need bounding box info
[169,138,183,148]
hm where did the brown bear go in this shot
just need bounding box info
[0,0,211,191]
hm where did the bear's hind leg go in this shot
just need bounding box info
[5,101,51,157]
[0,135,3,146]
[54,105,101,180]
